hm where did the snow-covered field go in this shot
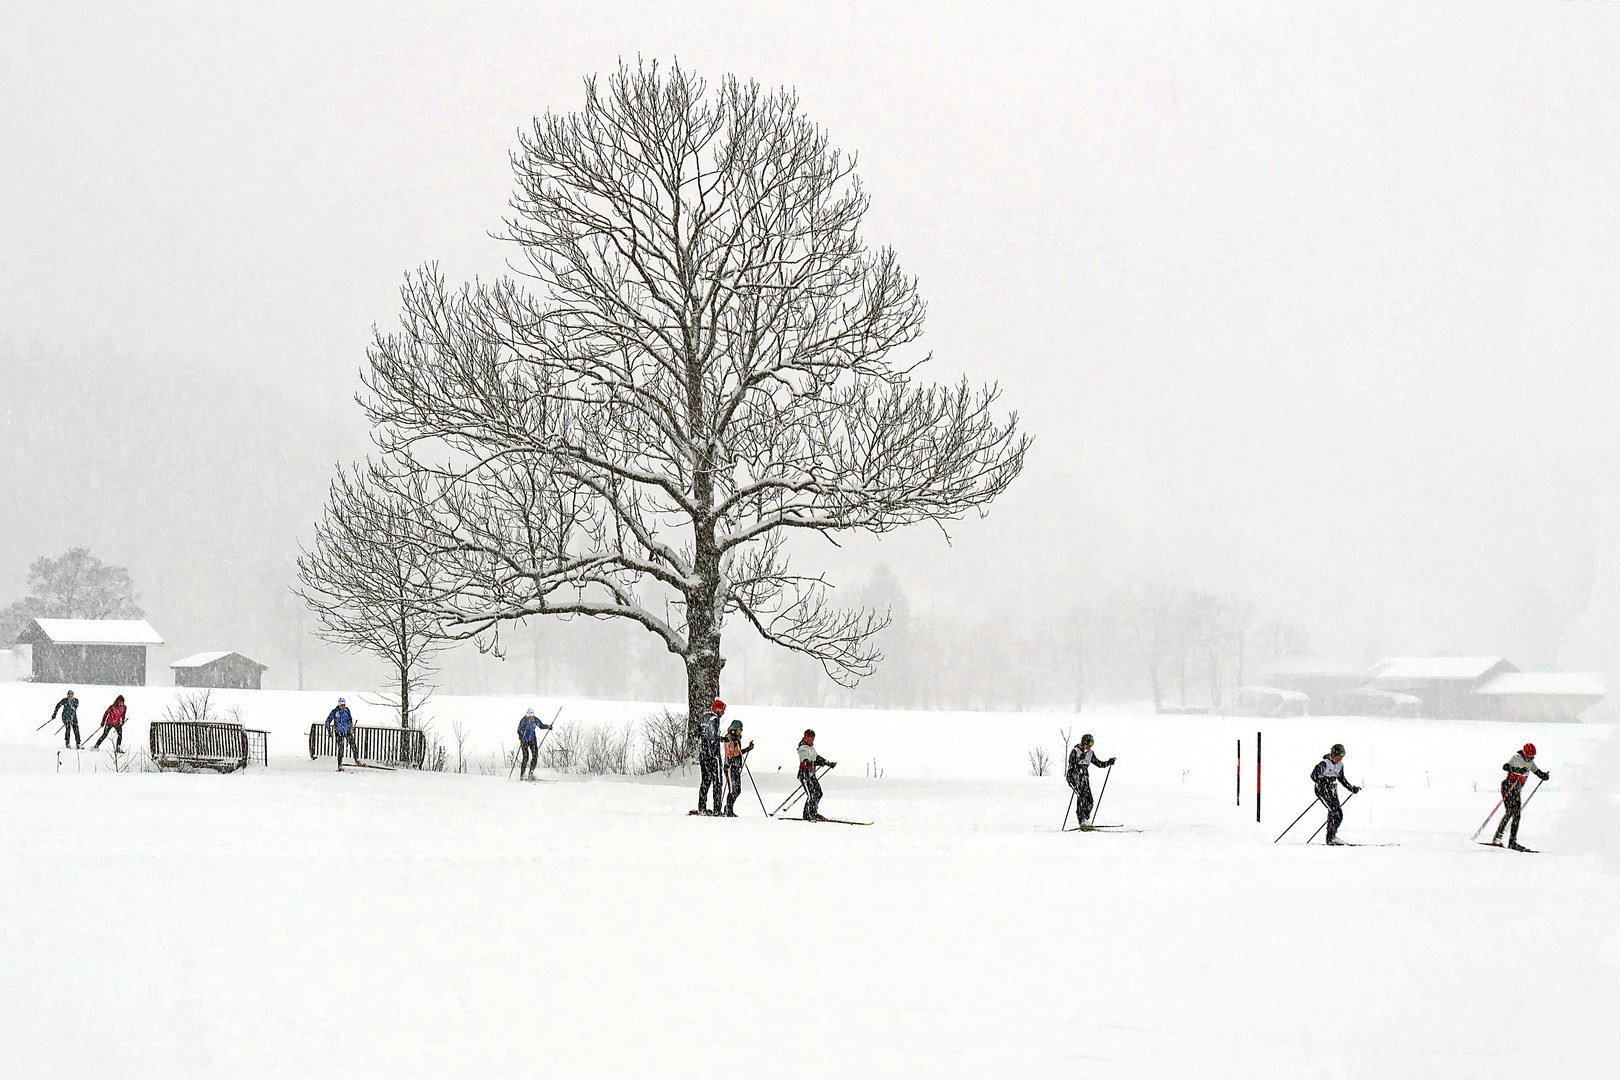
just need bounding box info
[2,681,1615,1079]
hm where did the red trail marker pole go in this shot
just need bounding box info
[1236,739,1241,806]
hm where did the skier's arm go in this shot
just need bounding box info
[1339,773,1358,793]
[1534,766,1550,781]
[52,699,64,720]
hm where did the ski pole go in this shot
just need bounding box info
[1305,790,1357,844]
[1469,796,1505,842]
[743,753,769,817]
[1088,764,1114,827]
[771,764,831,816]
[1061,789,1075,832]
[36,714,59,732]
[1274,797,1321,843]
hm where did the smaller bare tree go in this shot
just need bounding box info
[297,466,447,728]
[1028,747,1051,777]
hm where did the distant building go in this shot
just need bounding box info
[13,618,165,685]
[170,651,269,691]
[1260,658,1367,710]
[1320,687,1423,718]
[1229,685,1308,717]
[1472,672,1604,724]
[1365,656,1519,719]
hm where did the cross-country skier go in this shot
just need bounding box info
[1311,743,1360,845]
[797,729,836,821]
[1065,734,1115,827]
[326,696,360,771]
[1492,743,1550,851]
[52,690,81,749]
[696,699,726,815]
[721,718,754,817]
[517,707,552,781]
[91,694,127,752]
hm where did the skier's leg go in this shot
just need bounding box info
[1076,784,1094,826]
[63,721,72,748]
[112,726,123,753]
[698,756,715,811]
[336,732,346,770]
[70,720,80,749]
[725,762,742,814]
[803,775,822,819]
[1494,788,1518,843]
[710,754,723,813]
[92,725,106,749]
[1322,790,1342,842]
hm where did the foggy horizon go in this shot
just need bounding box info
[5,1,1619,708]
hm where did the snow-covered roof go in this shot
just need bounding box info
[1331,687,1423,705]
[1370,657,1512,681]
[1236,685,1309,701]
[1260,657,1364,677]
[170,651,237,669]
[21,619,164,645]
[1475,672,1605,698]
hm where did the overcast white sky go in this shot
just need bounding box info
[4,1,1619,681]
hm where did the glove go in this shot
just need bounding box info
[1541,771,1551,781]
[1351,785,1361,794]
[745,742,754,753]
[1106,758,1117,768]
[828,761,838,767]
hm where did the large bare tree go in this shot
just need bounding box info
[359,62,1029,727]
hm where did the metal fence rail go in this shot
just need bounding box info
[149,721,268,772]
[307,724,426,768]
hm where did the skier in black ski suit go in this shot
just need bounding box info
[797,729,835,820]
[52,691,81,749]
[696,700,726,815]
[720,718,753,817]
[1311,744,1360,845]
[1066,735,1115,827]
[1493,742,1550,850]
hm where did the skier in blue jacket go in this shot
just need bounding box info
[326,697,360,771]
[517,708,552,781]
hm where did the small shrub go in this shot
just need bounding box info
[639,708,695,774]
[1028,747,1051,777]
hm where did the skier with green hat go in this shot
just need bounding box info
[720,717,754,817]
[1310,744,1360,845]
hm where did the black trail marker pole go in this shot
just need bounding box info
[1237,739,1241,807]
[1256,731,1262,823]
[1305,789,1357,844]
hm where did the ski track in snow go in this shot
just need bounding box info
[1,684,1614,1079]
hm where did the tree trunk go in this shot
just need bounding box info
[400,665,411,729]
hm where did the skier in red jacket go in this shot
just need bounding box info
[1492,743,1550,851]
[92,695,128,753]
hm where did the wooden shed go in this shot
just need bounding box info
[170,651,269,691]
[14,618,164,686]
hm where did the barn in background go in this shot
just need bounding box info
[14,618,165,685]
[1472,671,1605,724]
[170,651,269,690]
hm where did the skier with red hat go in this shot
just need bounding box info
[695,699,726,815]
[1492,743,1550,851]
